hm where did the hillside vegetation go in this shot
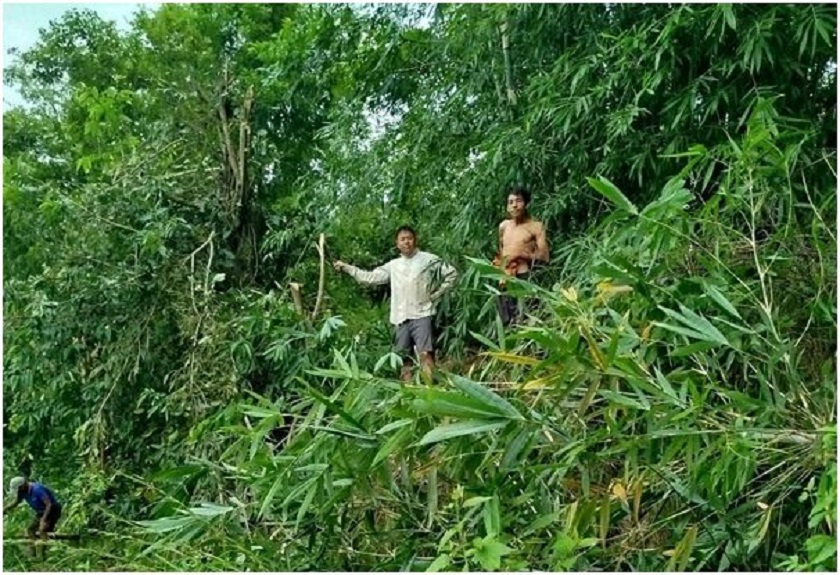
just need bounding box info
[3,3,836,571]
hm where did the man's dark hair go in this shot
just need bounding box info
[395,225,416,239]
[507,186,531,206]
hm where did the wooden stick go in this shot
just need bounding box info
[311,233,326,322]
[289,282,305,316]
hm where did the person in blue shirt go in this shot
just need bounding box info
[4,476,62,541]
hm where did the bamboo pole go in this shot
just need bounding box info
[3,534,81,544]
[311,234,326,322]
[500,18,517,106]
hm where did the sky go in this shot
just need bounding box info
[3,2,155,108]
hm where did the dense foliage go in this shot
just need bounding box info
[3,3,836,571]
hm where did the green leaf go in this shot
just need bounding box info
[653,368,683,406]
[375,419,414,434]
[426,554,451,572]
[473,536,513,571]
[667,525,698,571]
[469,330,500,351]
[464,496,492,507]
[417,420,508,446]
[136,515,193,533]
[411,389,511,420]
[303,383,369,433]
[500,427,535,471]
[587,176,638,215]
[150,464,203,482]
[600,389,650,411]
[306,368,362,380]
[676,304,729,345]
[806,534,837,566]
[295,481,318,527]
[669,340,719,357]
[703,283,742,320]
[449,373,524,420]
[721,5,736,31]
[552,533,576,557]
[187,502,234,517]
[524,512,561,535]
[259,474,285,519]
[307,425,375,441]
[241,404,281,419]
[483,494,501,537]
[656,305,729,346]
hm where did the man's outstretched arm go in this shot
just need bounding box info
[334,260,390,285]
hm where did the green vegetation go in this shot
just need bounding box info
[3,3,836,571]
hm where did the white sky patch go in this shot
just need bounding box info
[3,2,155,108]
[363,99,407,150]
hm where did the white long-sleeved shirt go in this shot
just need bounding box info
[345,250,457,325]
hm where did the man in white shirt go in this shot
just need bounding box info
[334,226,458,381]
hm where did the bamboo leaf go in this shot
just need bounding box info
[469,330,501,351]
[703,283,743,320]
[587,176,639,215]
[501,427,535,471]
[600,389,650,411]
[722,5,736,31]
[426,554,451,572]
[295,481,319,527]
[578,377,602,417]
[667,525,698,571]
[483,351,540,366]
[416,420,508,446]
[372,425,412,467]
[411,388,510,420]
[375,419,414,435]
[259,474,285,519]
[450,373,524,420]
[483,494,501,537]
[523,511,561,535]
[656,305,729,346]
[303,383,369,433]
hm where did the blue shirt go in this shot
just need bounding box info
[23,483,58,514]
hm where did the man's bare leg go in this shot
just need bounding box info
[400,358,413,382]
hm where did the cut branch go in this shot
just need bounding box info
[311,233,326,322]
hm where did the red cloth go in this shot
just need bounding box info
[493,254,525,287]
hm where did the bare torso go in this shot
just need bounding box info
[499,218,548,275]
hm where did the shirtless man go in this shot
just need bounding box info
[496,186,549,325]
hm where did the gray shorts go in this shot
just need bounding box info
[395,317,434,356]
